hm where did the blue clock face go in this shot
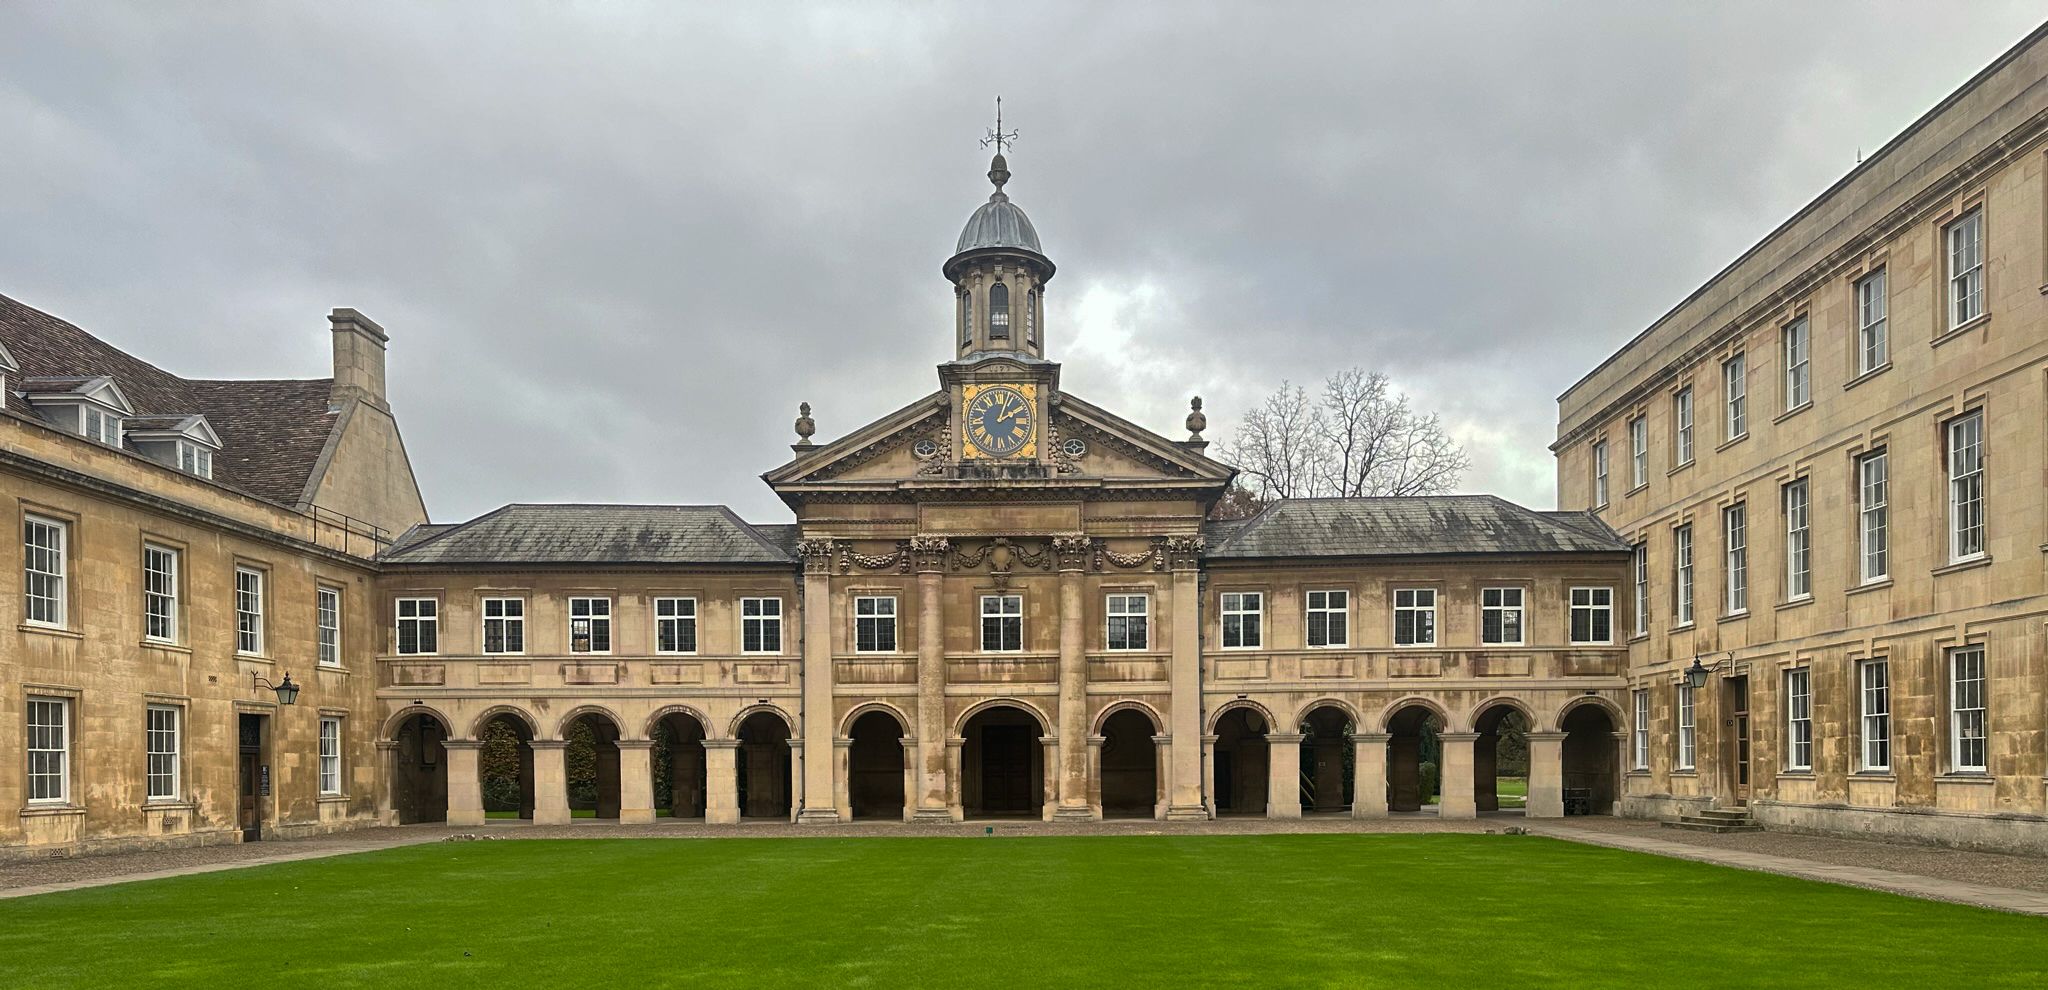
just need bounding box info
[966,386,1034,456]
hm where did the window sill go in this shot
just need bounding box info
[1850,772,1895,782]
[1626,769,1652,777]
[1666,460,1694,478]
[1484,641,1528,649]
[393,653,440,659]
[317,794,349,804]
[143,800,196,812]
[1775,596,1813,612]
[1777,771,1816,780]
[314,664,349,676]
[1843,361,1891,391]
[1671,622,1695,632]
[1392,643,1440,650]
[141,640,192,656]
[1932,556,1991,577]
[1931,313,1990,348]
[1624,483,1648,499]
[1628,633,1650,644]
[1670,770,1698,778]
[20,803,85,819]
[1714,433,1748,454]
[1772,401,1813,426]
[1937,773,1994,785]
[1718,610,1749,625]
[236,653,273,664]
[18,623,82,641]
[1845,578,1892,597]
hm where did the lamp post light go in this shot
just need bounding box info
[1682,652,1734,690]
[252,672,301,706]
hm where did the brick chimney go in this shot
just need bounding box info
[328,308,389,412]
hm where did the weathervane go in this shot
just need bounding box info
[981,95,1018,155]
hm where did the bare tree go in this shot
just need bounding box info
[1219,367,1471,507]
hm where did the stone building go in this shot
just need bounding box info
[0,297,426,858]
[1553,26,2048,853]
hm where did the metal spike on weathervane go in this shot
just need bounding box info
[981,95,1018,155]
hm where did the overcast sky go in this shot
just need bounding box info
[3,3,2041,524]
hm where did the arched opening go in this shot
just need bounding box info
[1212,707,1269,816]
[652,712,707,819]
[848,710,907,820]
[391,712,448,824]
[959,289,972,346]
[1299,706,1354,814]
[1386,704,1443,813]
[988,282,1010,339]
[1025,289,1038,346]
[736,711,792,819]
[1562,703,1620,815]
[1099,709,1158,819]
[961,705,1044,818]
[477,713,535,821]
[1473,703,1530,815]
[564,712,622,820]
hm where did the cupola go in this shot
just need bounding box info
[946,151,1054,361]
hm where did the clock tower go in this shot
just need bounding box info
[940,150,1060,468]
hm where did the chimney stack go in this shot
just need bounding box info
[328,308,389,412]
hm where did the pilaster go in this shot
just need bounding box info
[442,739,484,827]
[797,537,842,825]
[530,739,571,826]
[704,739,740,825]
[617,739,656,825]
[913,536,953,822]
[1525,731,1568,818]
[1266,732,1304,819]
[1437,731,1480,819]
[1352,732,1390,818]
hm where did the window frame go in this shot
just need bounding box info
[1392,587,1438,647]
[1945,208,1984,329]
[1854,267,1888,374]
[1631,542,1648,637]
[741,596,783,654]
[234,565,266,656]
[1304,589,1349,648]
[1628,415,1648,488]
[143,542,179,644]
[1105,593,1150,652]
[1218,591,1263,650]
[978,593,1023,653]
[1675,684,1696,771]
[318,716,343,796]
[315,585,342,667]
[1858,658,1891,773]
[481,596,525,656]
[1723,503,1747,615]
[146,703,181,802]
[394,597,440,656]
[654,596,697,655]
[1592,440,1609,508]
[1569,586,1613,646]
[1782,317,1810,411]
[1672,386,1694,466]
[1949,646,1987,773]
[1783,479,1811,601]
[1946,410,1985,563]
[1722,352,1747,440]
[854,595,899,654]
[1858,449,1889,583]
[27,695,70,804]
[1631,689,1650,770]
[1673,524,1694,626]
[568,596,614,654]
[1480,586,1525,646]
[1785,667,1813,771]
[23,513,68,628]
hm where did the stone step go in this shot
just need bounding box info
[1693,808,1754,822]
[1663,817,1764,834]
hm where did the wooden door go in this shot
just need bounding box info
[238,751,261,840]
[1725,677,1751,805]
[979,726,1033,813]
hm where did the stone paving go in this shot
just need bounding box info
[6,814,2048,917]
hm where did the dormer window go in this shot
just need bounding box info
[988,282,1010,339]
[178,443,213,479]
[82,407,121,446]
[125,413,221,479]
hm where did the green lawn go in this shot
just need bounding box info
[2,834,2042,988]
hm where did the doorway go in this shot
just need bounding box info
[237,712,268,842]
[960,705,1045,818]
[1723,676,1750,805]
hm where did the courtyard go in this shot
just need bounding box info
[1,831,2043,988]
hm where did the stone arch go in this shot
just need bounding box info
[1554,694,1627,733]
[1375,695,1454,734]
[953,697,1052,738]
[643,704,712,741]
[381,704,453,740]
[553,704,627,741]
[1091,699,1164,736]
[468,704,540,740]
[1291,697,1363,733]
[1469,696,1538,815]
[840,701,913,738]
[1205,698,1277,735]
[1466,695,1539,733]
[729,703,796,740]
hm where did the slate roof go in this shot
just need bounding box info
[0,292,339,506]
[1202,496,1629,559]
[381,504,796,566]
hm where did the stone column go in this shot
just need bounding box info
[834,738,853,822]
[375,740,401,826]
[530,739,571,826]
[1166,538,1208,819]
[912,536,953,822]
[1040,737,1061,821]
[704,739,740,825]
[796,538,841,825]
[788,740,804,824]
[1201,733,1218,817]
[617,740,655,824]
[1525,731,1567,818]
[1152,734,1173,819]
[443,739,485,827]
[1053,534,1095,821]
[899,736,918,822]
[1266,732,1304,819]
[1352,733,1389,818]
[1437,732,1479,819]
[1086,734,1106,818]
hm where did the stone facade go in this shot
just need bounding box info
[1553,27,2048,854]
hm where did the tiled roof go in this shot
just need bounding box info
[381,504,796,566]
[1202,496,1629,559]
[0,292,338,506]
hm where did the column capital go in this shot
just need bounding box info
[374,739,401,752]
[1352,732,1391,744]
[1525,731,1569,743]
[1436,732,1482,743]
[1086,734,1107,746]
[702,739,741,750]
[529,739,569,750]
[1201,734,1219,744]
[797,537,837,575]
[615,739,656,751]
[910,535,951,572]
[833,737,854,748]
[946,737,965,750]
[441,739,485,751]
[1150,734,1172,745]
[1052,533,1092,571]
[1266,732,1306,744]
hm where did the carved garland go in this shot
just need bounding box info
[838,541,911,574]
